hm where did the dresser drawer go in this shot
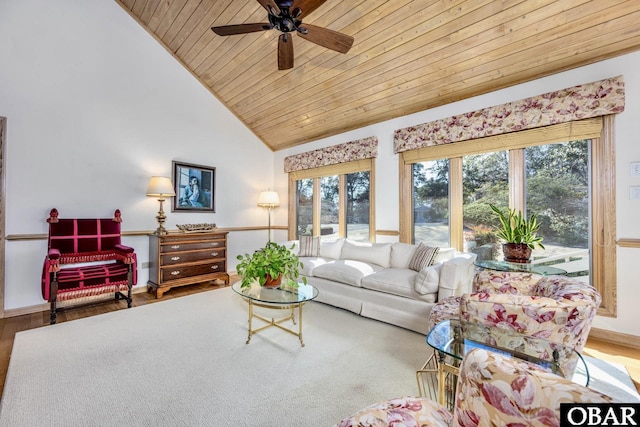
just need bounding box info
[161,261,226,282]
[160,240,225,252]
[160,248,226,265]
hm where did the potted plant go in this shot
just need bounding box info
[236,242,307,288]
[489,204,545,263]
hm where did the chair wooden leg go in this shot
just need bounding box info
[50,273,58,325]
[126,264,133,308]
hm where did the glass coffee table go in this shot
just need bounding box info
[232,281,318,347]
[417,319,589,408]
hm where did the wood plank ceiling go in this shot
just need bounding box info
[116,0,640,152]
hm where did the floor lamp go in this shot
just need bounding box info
[146,176,176,235]
[257,190,280,242]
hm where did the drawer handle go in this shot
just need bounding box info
[211,265,219,270]
[211,252,219,256]
[171,256,181,261]
[171,245,181,249]
[170,270,180,275]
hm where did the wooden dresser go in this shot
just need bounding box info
[147,231,229,298]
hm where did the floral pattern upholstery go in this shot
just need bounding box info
[333,396,452,427]
[461,273,601,355]
[472,270,543,294]
[452,349,611,427]
[427,295,462,331]
[334,349,610,427]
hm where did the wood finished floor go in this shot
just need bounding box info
[0,280,638,400]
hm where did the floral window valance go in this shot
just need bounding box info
[284,136,378,173]
[394,75,625,154]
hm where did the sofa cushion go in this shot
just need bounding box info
[319,238,345,259]
[298,235,320,257]
[390,242,417,269]
[312,260,383,287]
[414,262,443,295]
[340,240,392,268]
[361,269,436,303]
[298,256,331,276]
[409,242,439,271]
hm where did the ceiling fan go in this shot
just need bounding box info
[211,0,354,70]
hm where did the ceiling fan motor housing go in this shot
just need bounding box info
[268,5,302,33]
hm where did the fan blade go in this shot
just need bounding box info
[256,0,280,15]
[291,0,327,19]
[278,33,294,70]
[297,24,353,54]
[212,23,271,36]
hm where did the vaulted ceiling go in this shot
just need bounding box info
[116,0,640,152]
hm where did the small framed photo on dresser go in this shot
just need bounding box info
[172,161,215,212]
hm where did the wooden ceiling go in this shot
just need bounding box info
[116,0,640,152]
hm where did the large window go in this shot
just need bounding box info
[400,118,616,316]
[289,159,374,242]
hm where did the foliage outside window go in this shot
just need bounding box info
[289,160,374,242]
[400,118,616,317]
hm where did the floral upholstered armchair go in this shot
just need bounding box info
[462,270,601,354]
[334,348,610,427]
[41,209,137,324]
[428,271,600,352]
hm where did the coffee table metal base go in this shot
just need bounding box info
[245,299,307,346]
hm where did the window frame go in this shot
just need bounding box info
[288,159,376,242]
[400,117,616,317]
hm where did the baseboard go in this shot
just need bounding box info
[2,286,148,318]
[589,327,640,349]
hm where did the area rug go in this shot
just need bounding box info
[0,288,637,426]
[0,288,428,426]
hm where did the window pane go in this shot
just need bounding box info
[320,176,340,240]
[345,171,370,242]
[462,151,508,260]
[525,141,590,282]
[295,179,313,239]
[412,160,450,247]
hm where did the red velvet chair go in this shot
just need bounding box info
[41,208,137,324]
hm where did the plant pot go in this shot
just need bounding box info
[263,274,282,288]
[502,243,532,263]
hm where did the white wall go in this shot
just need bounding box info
[0,0,276,310]
[275,52,640,338]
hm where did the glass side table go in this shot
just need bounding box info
[475,259,567,275]
[417,319,588,408]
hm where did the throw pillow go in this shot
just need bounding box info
[414,263,443,295]
[298,235,320,257]
[409,242,440,271]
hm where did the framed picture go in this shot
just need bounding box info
[172,161,215,212]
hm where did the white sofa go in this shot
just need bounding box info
[284,238,477,334]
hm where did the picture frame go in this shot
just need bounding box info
[172,161,216,212]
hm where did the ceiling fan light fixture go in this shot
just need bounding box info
[211,0,353,70]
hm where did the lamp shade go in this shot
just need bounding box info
[146,176,176,197]
[257,190,280,208]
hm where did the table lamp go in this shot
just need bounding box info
[146,176,176,235]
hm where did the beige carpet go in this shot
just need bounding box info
[0,288,427,426]
[0,288,637,426]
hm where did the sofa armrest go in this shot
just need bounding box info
[437,253,477,301]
